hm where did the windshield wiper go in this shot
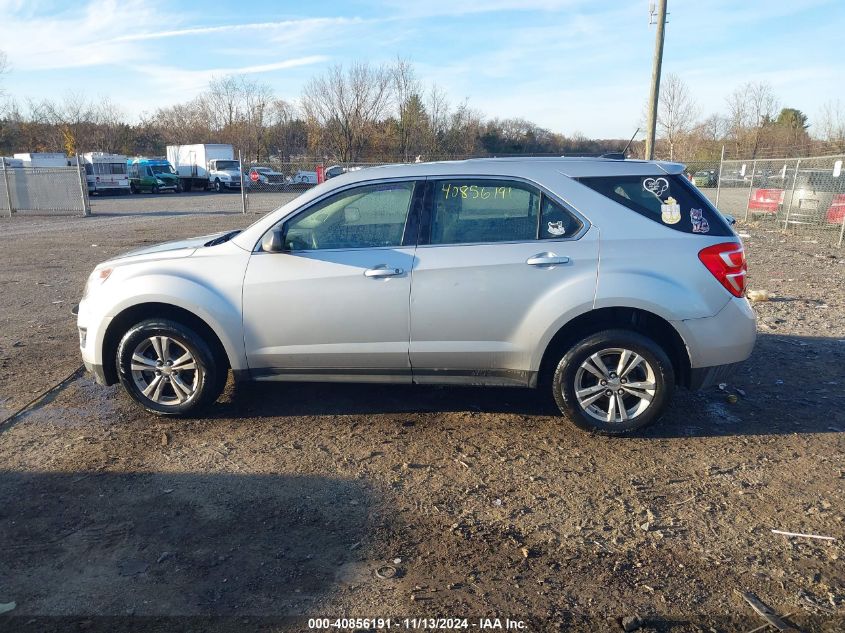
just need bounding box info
[204,230,242,247]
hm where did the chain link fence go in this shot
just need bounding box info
[3,151,844,249]
[0,161,90,216]
[241,160,387,215]
[687,154,845,247]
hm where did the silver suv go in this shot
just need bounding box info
[76,158,756,434]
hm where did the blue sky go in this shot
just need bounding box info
[1,0,842,137]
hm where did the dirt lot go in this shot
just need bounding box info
[0,196,844,632]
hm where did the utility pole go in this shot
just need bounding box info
[645,0,668,160]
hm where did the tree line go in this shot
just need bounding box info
[1,54,844,164]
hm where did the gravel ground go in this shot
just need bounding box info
[0,196,843,633]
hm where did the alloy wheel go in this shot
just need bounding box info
[573,347,656,424]
[130,336,200,406]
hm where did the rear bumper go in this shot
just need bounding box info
[672,296,756,381]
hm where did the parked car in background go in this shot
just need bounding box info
[76,157,755,435]
[127,158,180,193]
[287,170,318,189]
[786,169,840,223]
[81,152,130,195]
[325,165,345,179]
[325,165,365,180]
[246,166,286,188]
[692,170,718,188]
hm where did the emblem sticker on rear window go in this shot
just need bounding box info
[547,221,567,236]
[643,176,669,198]
[690,208,710,233]
[660,196,681,224]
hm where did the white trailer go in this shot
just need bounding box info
[81,152,130,195]
[166,144,239,192]
[13,152,69,168]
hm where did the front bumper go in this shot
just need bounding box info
[76,296,114,385]
[83,359,109,385]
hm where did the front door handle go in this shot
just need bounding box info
[364,265,404,278]
[526,253,570,266]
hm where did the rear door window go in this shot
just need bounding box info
[577,174,732,236]
[430,180,540,245]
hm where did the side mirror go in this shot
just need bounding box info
[261,225,286,253]
[724,214,736,226]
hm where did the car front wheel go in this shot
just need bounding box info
[116,319,226,416]
[552,329,674,434]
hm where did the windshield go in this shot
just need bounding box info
[215,160,239,170]
[151,164,176,175]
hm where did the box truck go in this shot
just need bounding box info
[13,152,69,168]
[165,144,242,192]
[81,152,130,195]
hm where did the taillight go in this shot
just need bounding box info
[698,242,747,297]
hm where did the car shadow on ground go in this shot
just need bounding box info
[0,471,375,626]
[208,333,844,439]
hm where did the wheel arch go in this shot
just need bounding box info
[101,303,231,386]
[537,306,691,389]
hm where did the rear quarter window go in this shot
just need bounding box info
[577,174,732,236]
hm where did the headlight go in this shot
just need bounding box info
[219,175,230,181]
[156,178,164,185]
[82,267,112,299]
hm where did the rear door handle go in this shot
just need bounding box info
[526,253,570,266]
[364,265,404,278]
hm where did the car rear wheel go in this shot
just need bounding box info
[552,329,674,435]
[116,319,226,416]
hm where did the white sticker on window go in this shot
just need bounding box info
[547,221,567,236]
[660,196,681,224]
[643,177,669,197]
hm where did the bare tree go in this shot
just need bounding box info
[817,99,845,150]
[656,73,698,161]
[424,83,450,158]
[392,57,424,162]
[0,50,9,113]
[301,62,392,162]
[726,81,779,157]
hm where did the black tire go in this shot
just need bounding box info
[152,185,160,194]
[552,329,674,435]
[129,182,138,194]
[116,318,227,416]
[214,179,222,192]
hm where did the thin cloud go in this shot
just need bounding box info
[132,56,330,92]
[108,17,365,43]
